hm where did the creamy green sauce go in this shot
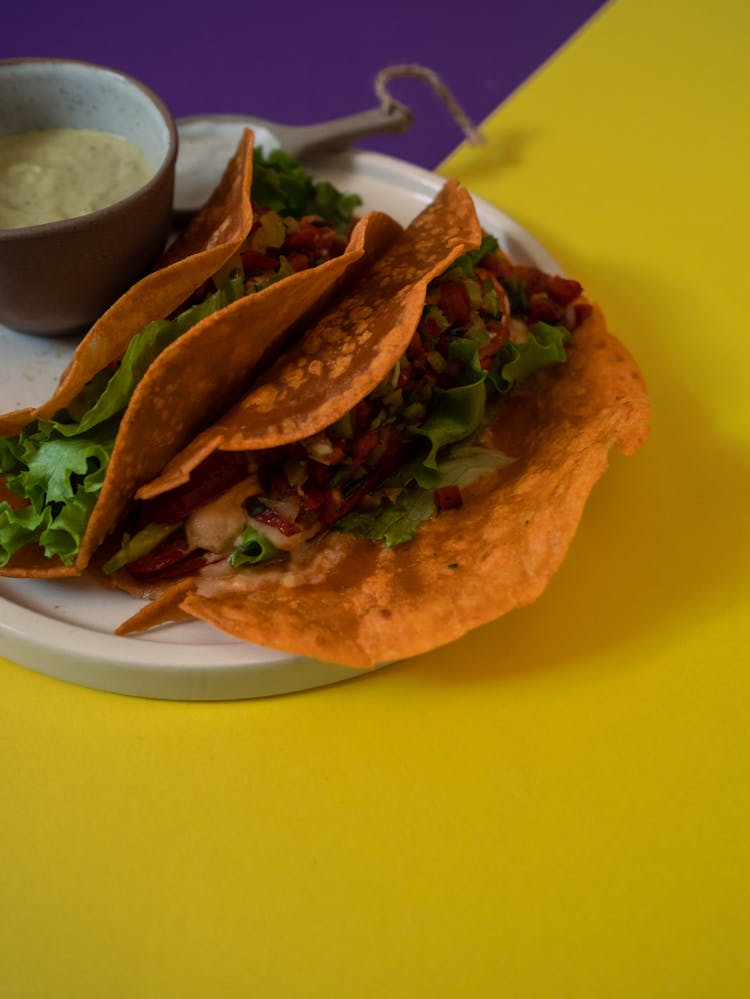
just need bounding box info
[0,127,154,229]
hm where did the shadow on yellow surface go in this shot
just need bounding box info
[388,274,750,690]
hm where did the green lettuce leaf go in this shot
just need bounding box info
[403,443,513,491]
[336,443,511,547]
[336,487,436,548]
[405,335,487,470]
[490,321,571,395]
[410,380,487,470]
[0,419,117,565]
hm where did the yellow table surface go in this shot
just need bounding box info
[2,1,748,995]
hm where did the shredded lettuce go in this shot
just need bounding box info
[251,149,361,233]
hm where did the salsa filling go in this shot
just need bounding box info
[105,237,591,581]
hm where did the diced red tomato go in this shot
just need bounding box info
[286,252,310,272]
[316,432,410,528]
[435,485,463,511]
[351,429,380,464]
[254,506,301,536]
[423,316,444,339]
[318,488,347,527]
[241,250,279,272]
[318,480,368,528]
[438,281,472,326]
[406,331,428,365]
[478,250,511,275]
[300,480,326,512]
[478,319,509,359]
[284,221,346,260]
[546,275,583,306]
[528,293,562,325]
[354,399,373,431]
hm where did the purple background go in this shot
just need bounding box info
[3,0,605,169]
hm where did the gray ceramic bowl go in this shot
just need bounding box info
[0,58,177,336]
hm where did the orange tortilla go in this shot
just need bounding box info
[114,306,650,666]
[137,178,482,500]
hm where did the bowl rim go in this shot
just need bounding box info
[0,56,178,242]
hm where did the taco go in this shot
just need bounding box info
[0,130,402,577]
[102,182,650,667]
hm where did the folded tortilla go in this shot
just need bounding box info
[108,183,650,667]
[0,131,402,576]
[138,178,481,498]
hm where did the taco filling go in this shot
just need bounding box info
[103,238,591,581]
[0,148,365,570]
[180,148,363,304]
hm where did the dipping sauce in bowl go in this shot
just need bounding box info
[0,127,155,229]
[0,58,177,337]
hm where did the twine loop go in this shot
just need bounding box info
[373,64,484,146]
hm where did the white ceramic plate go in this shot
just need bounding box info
[0,149,560,700]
